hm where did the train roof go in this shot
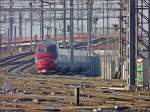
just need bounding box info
[37,41,57,46]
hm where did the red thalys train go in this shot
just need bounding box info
[35,41,58,73]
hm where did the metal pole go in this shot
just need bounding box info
[87,0,93,75]
[106,0,109,34]
[81,0,84,33]
[7,28,10,42]
[148,0,150,67]
[49,4,52,41]
[87,0,93,50]
[29,2,33,51]
[94,18,97,34]
[119,0,123,79]
[54,0,57,42]
[41,0,44,40]
[0,0,1,58]
[0,36,2,57]
[106,0,109,50]
[63,0,66,48]
[25,20,27,38]
[74,87,80,106]
[136,0,139,59]
[7,28,9,49]
[70,0,74,71]
[141,0,143,41]
[148,0,150,87]
[14,26,16,48]
[77,0,79,34]
[19,12,22,38]
[103,2,104,34]
[129,0,136,88]
[9,0,13,56]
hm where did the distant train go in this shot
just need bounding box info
[35,41,58,73]
[35,41,101,76]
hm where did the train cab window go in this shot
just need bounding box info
[37,47,47,53]
[47,46,57,53]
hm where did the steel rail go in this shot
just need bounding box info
[7,59,33,75]
[0,52,33,64]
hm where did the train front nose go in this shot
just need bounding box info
[36,56,56,73]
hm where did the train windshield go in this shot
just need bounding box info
[38,47,47,53]
[47,45,57,53]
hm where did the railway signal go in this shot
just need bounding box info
[136,59,143,86]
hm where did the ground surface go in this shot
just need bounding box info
[0,67,150,112]
[0,51,150,112]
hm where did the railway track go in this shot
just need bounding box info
[0,60,33,67]
[7,60,34,75]
[0,52,34,65]
[0,52,150,112]
[0,52,34,74]
[0,69,150,112]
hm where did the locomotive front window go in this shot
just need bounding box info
[47,46,57,53]
[38,47,47,53]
